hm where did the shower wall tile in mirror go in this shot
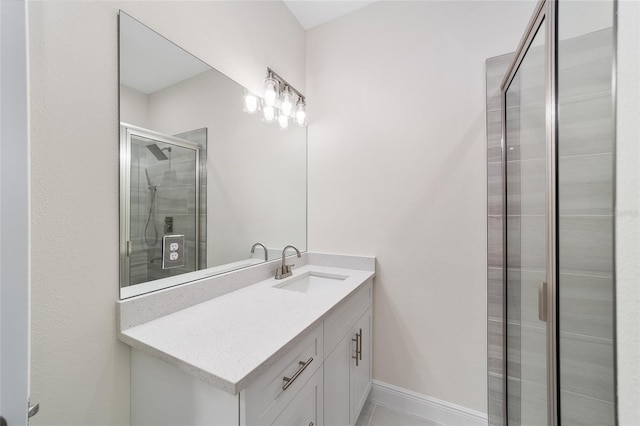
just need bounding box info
[119,12,307,298]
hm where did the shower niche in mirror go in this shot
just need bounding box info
[119,12,307,298]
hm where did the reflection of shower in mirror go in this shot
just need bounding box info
[120,123,206,289]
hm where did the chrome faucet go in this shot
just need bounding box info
[275,245,301,279]
[250,242,268,261]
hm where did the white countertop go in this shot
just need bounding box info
[118,263,374,395]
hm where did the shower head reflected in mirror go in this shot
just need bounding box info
[146,144,171,161]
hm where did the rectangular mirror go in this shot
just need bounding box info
[119,12,307,299]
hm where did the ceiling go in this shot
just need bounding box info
[283,1,377,30]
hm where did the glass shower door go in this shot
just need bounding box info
[498,2,617,424]
[504,18,548,426]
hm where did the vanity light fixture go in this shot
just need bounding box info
[244,91,258,114]
[295,97,306,126]
[280,86,293,117]
[263,104,276,123]
[264,73,278,107]
[249,68,306,129]
[278,112,289,130]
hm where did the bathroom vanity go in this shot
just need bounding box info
[117,253,374,426]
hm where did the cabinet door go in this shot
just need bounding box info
[272,366,323,426]
[350,307,372,425]
[324,334,351,426]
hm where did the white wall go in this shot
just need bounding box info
[27,1,304,424]
[120,84,150,129]
[616,0,640,423]
[306,1,535,412]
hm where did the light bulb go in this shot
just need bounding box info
[264,77,277,107]
[278,113,289,130]
[244,94,258,113]
[263,105,275,122]
[295,98,306,126]
[280,86,293,117]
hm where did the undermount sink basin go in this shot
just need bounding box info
[273,271,349,294]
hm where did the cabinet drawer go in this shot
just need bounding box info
[272,366,323,426]
[324,279,372,358]
[244,324,323,425]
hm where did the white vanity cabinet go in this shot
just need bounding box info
[243,325,324,425]
[272,367,323,426]
[349,308,372,423]
[324,282,373,426]
[131,323,324,426]
[127,273,373,426]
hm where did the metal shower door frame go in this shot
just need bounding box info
[499,0,558,424]
[119,123,201,289]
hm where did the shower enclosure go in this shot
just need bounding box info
[487,0,615,424]
[120,124,206,287]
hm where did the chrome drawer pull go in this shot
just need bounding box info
[282,357,313,390]
[352,328,362,366]
[352,336,359,366]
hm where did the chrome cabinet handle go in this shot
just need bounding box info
[352,328,362,366]
[282,357,313,390]
[352,336,359,366]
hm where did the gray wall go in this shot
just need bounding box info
[557,26,615,424]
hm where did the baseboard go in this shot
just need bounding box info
[368,380,488,426]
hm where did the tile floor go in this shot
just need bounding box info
[354,400,442,426]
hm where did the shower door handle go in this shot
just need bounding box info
[538,281,547,322]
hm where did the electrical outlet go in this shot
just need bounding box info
[162,234,184,269]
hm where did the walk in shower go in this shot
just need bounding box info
[120,124,207,287]
[486,0,615,424]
